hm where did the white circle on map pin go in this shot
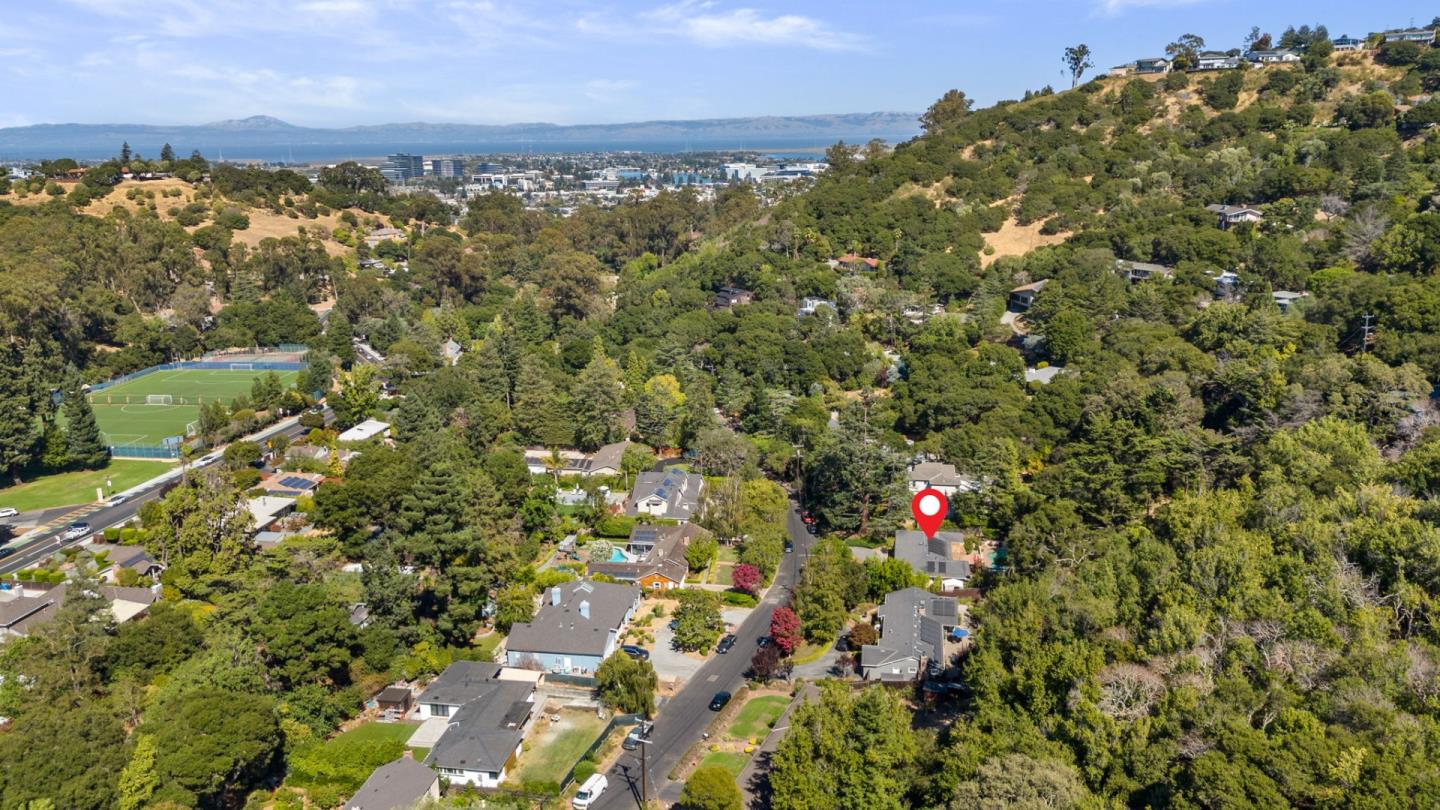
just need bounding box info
[919,493,941,516]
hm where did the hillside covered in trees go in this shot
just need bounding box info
[6,23,1440,810]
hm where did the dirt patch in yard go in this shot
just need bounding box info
[981,217,1071,266]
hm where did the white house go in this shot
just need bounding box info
[906,461,980,497]
[626,468,704,522]
[337,418,392,443]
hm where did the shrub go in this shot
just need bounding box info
[103,527,122,542]
[722,591,759,608]
[573,759,597,784]
[595,514,636,538]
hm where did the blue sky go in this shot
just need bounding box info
[0,1,1431,128]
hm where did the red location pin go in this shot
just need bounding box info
[911,488,948,539]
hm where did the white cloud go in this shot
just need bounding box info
[585,1,865,51]
[1097,0,1203,14]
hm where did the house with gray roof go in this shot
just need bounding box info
[523,440,629,478]
[860,587,960,682]
[423,680,535,788]
[906,461,980,498]
[344,754,439,810]
[1115,259,1174,283]
[505,580,640,674]
[587,523,708,590]
[893,531,973,591]
[1206,203,1264,229]
[626,468,704,523]
[416,661,505,719]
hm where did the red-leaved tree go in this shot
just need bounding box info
[732,563,762,595]
[769,606,802,655]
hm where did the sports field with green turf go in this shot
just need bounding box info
[87,368,299,447]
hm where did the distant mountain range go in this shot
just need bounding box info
[0,113,922,162]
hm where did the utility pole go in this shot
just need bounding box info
[1361,313,1374,353]
[638,733,652,807]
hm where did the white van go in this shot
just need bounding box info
[572,773,608,809]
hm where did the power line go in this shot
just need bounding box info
[1360,313,1375,353]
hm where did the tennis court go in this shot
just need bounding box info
[87,368,299,447]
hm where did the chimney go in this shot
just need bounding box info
[551,586,561,607]
[579,600,590,620]
[402,749,414,760]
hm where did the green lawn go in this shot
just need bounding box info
[512,711,609,786]
[332,721,419,747]
[698,751,751,777]
[0,459,173,512]
[472,631,503,662]
[86,368,298,447]
[726,695,789,741]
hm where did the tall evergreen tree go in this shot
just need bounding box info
[573,338,625,450]
[0,345,37,484]
[62,386,109,470]
[159,143,175,162]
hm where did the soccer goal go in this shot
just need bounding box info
[185,421,199,436]
[229,363,254,371]
[146,394,174,405]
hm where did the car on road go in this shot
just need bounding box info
[61,522,91,541]
[105,494,128,507]
[756,635,772,648]
[0,546,15,559]
[785,539,795,552]
[708,691,733,711]
[716,634,737,654]
[572,773,608,808]
[620,644,650,661]
[0,507,17,519]
[622,721,653,750]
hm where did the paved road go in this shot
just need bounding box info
[596,500,815,809]
[0,409,327,576]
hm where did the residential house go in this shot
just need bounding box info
[1134,57,1171,74]
[797,297,836,317]
[1115,259,1174,282]
[1007,279,1048,311]
[893,531,973,591]
[417,661,507,719]
[1333,35,1366,51]
[246,496,297,532]
[1195,51,1242,70]
[257,471,324,498]
[85,542,164,583]
[1108,63,1136,77]
[376,686,413,716]
[1272,290,1309,313]
[906,461,980,498]
[505,581,641,674]
[1214,270,1242,299]
[1245,49,1300,63]
[424,682,535,788]
[587,524,709,590]
[442,339,464,366]
[523,441,629,478]
[834,254,880,272]
[0,583,158,639]
[344,754,439,810]
[626,468,704,522]
[714,286,755,308]
[859,587,960,682]
[1205,203,1263,229]
[338,418,392,443]
[1384,28,1436,44]
[365,226,405,248]
[1025,366,1064,385]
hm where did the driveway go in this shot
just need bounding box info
[650,607,754,682]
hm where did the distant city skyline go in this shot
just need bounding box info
[1,0,1431,129]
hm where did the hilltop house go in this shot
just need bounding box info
[798,297,836,317]
[833,254,880,272]
[1206,203,1263,229]
[1272,290,1309,313]
[1215,270,1242,299]
[1245,49,1300,63]
[1333,35,1366,51]
[906,461,980,498]
[893,531,973,592]
[860,587,960,682]
[1195,51,1242,71]
[505,581,641,674]
[442,339,464,366]
[586,523,709,590]
[1384,28,1436,44]
[85,542,165,583]
[626,468,704,522]
[714,286,755,309]
[1134,57,1171,74]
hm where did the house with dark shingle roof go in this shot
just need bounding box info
[860,587,960,682]
[906,461,980,498]
[423,680,535,788]
[893,531,973,591]
[505,580,640,674]
[344,753,439,810]
[416,661,505,719]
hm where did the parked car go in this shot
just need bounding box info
[709,691,732,711]
[620,645,650,661]
[785,539,795,552]
[0,507,17,518]
[622,721,653,750]
[716,634,737,654]
[756,635,772,648]
[572,773,608,809]
[61,522,91,541]
[835,634,850,652]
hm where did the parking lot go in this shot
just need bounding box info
[648,607,753,682]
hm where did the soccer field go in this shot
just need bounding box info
[87,368,299,447]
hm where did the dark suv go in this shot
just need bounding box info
[716,634,737,654]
